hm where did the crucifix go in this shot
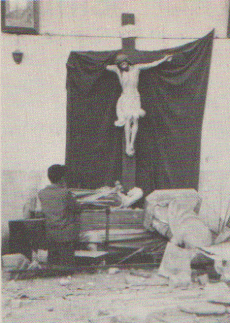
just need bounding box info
[117,14,171,191]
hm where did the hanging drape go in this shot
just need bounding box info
[66,30,214,194]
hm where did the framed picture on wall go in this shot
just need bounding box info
[1,0,39,34]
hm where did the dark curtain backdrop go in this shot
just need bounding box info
[66,30,214,194]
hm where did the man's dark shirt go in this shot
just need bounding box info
[38,184,81,243]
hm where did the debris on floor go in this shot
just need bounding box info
[158,242,192,289]
[198,241,230,282]
[2,266,230,323]
[204,282,230,304]
[108,267,120,275]
[2,253,31,271]
[197,273,209,285]
[178,302,226,315]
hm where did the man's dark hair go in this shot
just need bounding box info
[47,164,68,184]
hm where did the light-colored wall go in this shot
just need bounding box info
[39,0,229,39]
[199,39,230,233]
[1,0,230,250]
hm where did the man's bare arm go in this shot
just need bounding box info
[136,55,172,70]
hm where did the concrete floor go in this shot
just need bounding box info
[2,267,230,323]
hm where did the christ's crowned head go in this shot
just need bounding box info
[115,53,132,72]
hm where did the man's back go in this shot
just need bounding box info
[38,184,81,242]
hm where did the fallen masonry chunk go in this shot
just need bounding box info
[158,242,192,289]
[197,273,209,285]
[2,253,30,271]
[179,302,226,315]
[59,277,71,286]
[108,267,120,275]
[125,274,146,286]
[130,268,151,278]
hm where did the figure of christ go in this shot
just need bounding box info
[106,53,172,157]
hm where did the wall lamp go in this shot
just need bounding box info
[12,50,23,64]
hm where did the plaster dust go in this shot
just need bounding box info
[2,269,230,323]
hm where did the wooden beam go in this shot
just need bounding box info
[121,13,135,26]
[121,13,136,50]
[120,13,136,190]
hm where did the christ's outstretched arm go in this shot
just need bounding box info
[106,65,117,71]
[135,54,172,70]
[106,53,172,157]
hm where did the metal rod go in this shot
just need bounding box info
[105,207,110,250]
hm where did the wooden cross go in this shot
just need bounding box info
[120,13,137,191]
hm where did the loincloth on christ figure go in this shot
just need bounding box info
[114,89,146,127]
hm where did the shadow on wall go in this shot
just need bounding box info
[1,169,48,254]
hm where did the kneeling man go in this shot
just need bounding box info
[38,164,81,266]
